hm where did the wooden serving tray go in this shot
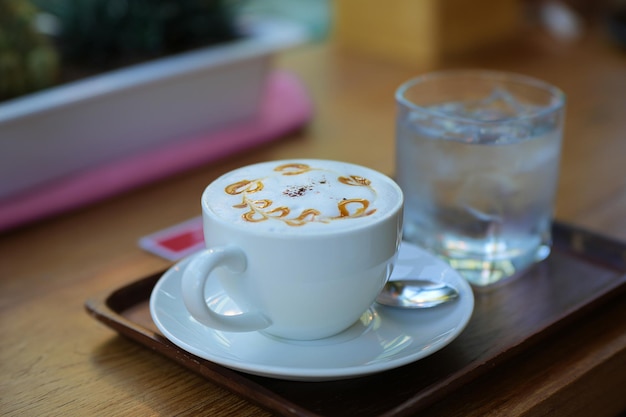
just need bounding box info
[85,222,626,416]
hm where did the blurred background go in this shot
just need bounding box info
[2,0,625,102]
[1,0,330,101]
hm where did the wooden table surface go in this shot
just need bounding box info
[2,24,626,416]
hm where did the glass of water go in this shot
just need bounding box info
[395,70,566,287]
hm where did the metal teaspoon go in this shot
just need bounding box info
[376,279,460,308]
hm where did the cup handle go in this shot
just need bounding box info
[181,246,272,332]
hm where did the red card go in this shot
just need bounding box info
[139,217,205,261]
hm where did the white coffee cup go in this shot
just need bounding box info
[181,159,403,340]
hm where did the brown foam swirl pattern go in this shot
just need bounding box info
[224,163,377,227]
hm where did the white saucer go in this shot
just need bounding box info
[150,242,474,381]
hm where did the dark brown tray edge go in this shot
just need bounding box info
[85,222,626,417]
[552,221,626,270]
[380,222,626,417]
[86,269,626,417]
[382,272,626,416]
[380,222,626,415]
[85,279,320,417]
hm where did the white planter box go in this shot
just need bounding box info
[0,19,306,200]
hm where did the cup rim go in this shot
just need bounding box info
[201,159,404,238]
[395,69,566,125]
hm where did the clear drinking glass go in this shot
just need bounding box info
[395,70,566,287]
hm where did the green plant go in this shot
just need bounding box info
[34,0,242,69]
[0,0,59,101]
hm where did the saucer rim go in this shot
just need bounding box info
[150,242,474,381]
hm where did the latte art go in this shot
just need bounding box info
[206,160,401,232]
[225,163,376,226]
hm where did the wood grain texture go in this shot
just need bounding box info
[84,224,626,417]
[1,21,625,417]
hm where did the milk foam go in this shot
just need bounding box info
[205,160,401,232]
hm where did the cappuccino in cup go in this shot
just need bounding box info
[181,159,403,340]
